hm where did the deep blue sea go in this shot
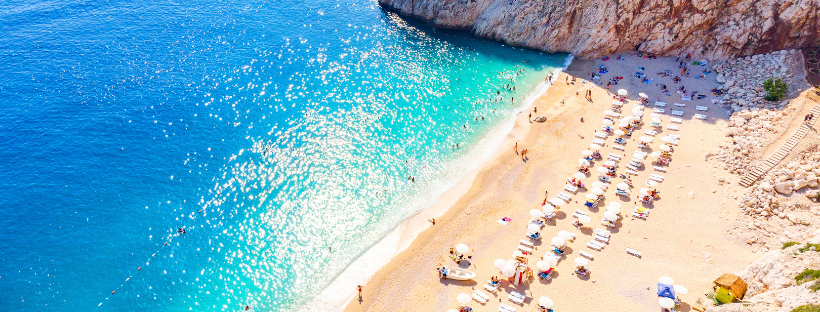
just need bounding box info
[0,0,567,310]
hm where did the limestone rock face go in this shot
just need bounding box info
[774,182,793,194]
[378,0,820,60]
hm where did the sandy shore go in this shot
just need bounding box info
[343,54,759,312]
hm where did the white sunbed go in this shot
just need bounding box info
[696,106,708,111]
[613,145,625,151]
[673,103,686,107]
[612,100,624,106]
[667,124,679,131]
[681,96,692,101]
[654,166,667,172]
[665,134,680,140]
[574,209,588,216]
[626,164,638,171]
[520,239,534,247]
[594,132,608,138]
[564,184,579,193]
[484,280,499,293]
[654,102,666,107]
[518,244,533,252]
[644,130,657,136]
[595,228,611,237]
[671,110,684,116]
[579,251,595,260]
[653,108,665,113]
[608,153,621,160]
[499,303,517,312]
[611,112,621,117]
[508,291,526,305]
[649,174,664,182]
[625,169,638,175]
[473,290,489,304]
[634,105,645,110]
[592,138,606,145]
[594,233,610,243]
[587,241,604,251]
[557,192,572,201]
[695,113,707,120]
[626,247,642,257]
[670,117,683,123]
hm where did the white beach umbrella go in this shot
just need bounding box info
[674,285,689,295]
[528,223,541,232]
[617,183,630,189]
[542,205,555,213]
[659,297,675,309]
[604,110,614,116]
[640,136,654,143]
[575,172,587,180]
[606,206,621,214]
[608,202,622,209]
[579,158,590,166]
[604,160,616,167]
[494,259,507,270]
[640,188,651,196]
[585,193,598,200]
[558,231,574,241]
[659,276,675,285]
[619,117,632,124]
[659,145,671,152]
[456,244,469,254]
[639,92,648,98]
[596,167,609,173]
[539,297,554,309]
[457,293,471,305]
[545,257,558,267]
[603,119,614,126]
[632,108,643,114]
[590,144,602,151]
[582,150,593,156]
[592,181,607,189]
[574,257,589,266]
[551,237,565,247]
[617,89,628,96]
[578,215,591,223]
[650,151,662,158]
[592,188,604,195]
[614,129,625,136]
[536,261,550,271]
[604,211,618,221]
[530,209,543,218]
[549,198,566,207]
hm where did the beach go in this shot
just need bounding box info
[344,54,760,312]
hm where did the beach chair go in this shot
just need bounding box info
[644,130,657,136]
[670,117,683,123]
[595,228,611,237]
[594,132,607,138]
[634,105,645,110]
[607,153,621,160]
[654,166,667,172]
[484,280,500,293]
[587,241,604,251]
[682,96,691,101]
[579,251,595,260]
[613,144,625,151]
[673,103,686,107]
[557,192,572,201]
[626,164,638,171]
[694,113,707,120]
[564,184,579,193]
[625,169,638,175]
[594,233,609,243]
[508,291,526,305]
[653,108,665,113]
[473,291,489,304]
[520,239,534,247]
[574,209,588,216]
[649,174,664,182]
[499,303,517,312]
[671,110,684,116]
[592,138,605,145]
[654,102,666,107]
[696,106,708,111]
[611,112,621,117]
[518,244,533,252]
[572,212,584,219]
[612,100,624,106]
[665,134,680,140]
[626,248,642,257]
[667,124,679,131]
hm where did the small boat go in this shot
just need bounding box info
[440,266,477,281]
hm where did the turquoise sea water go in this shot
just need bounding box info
[0,0,567,310]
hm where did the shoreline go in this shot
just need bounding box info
[344,53,759,312]
[303,55,575,311]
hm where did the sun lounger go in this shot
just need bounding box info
[667,124,679,131]
[626,164,638,171]
[649,174,664,182]
[520,239,534,247]
[508,291,526,305]
[613,144,625,151]
[653,108,665,113]
[473,292,488,304]
[587,241,604,251]
[626,247,642,257]
[671,110,684,116]
[644,130,657,136]
[611,112,620,117]
[654,166,667,172]
[485,280,500,293]
[595,228,611,237]
[654,102,666,107]
[557,192,572,201]
[594,234,609,243]
[612,100,624,106]
[579,251,594,260]
[592,138,606,145]
[499,303,517,312]
[608,153,621,160]
[594,132,608,138]
[694,113,707,120]
[625,169,638,175]
[634,105,645,110]
[673,103,686,107]
[632,211,646,219]
[574,209,588,216]
[670,117,683,123]
[518,244,533,252]
[572,212,584,219]
[665,134,680,140]
[682,96,691,101]
[696,106,708,111]
[564,184,579,193]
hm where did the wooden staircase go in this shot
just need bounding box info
[738,105,820,187]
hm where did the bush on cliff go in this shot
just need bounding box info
[792,304,820,312]
[763,77,789,101]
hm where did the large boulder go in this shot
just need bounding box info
[774,182,793,194]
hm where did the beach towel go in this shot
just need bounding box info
[602,56,609,61]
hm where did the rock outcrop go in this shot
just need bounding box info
[379,0,820,60]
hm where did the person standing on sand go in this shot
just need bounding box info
[514,142,518,153]
[528,112,532,121]
[357,285,363,301]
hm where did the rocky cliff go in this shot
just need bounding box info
[379,0,820,60]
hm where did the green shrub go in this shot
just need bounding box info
[792,304,820,312]
[795,269,820,292]
[763,77,789,101]
[799,243,820,253]
[782,241,800,249]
